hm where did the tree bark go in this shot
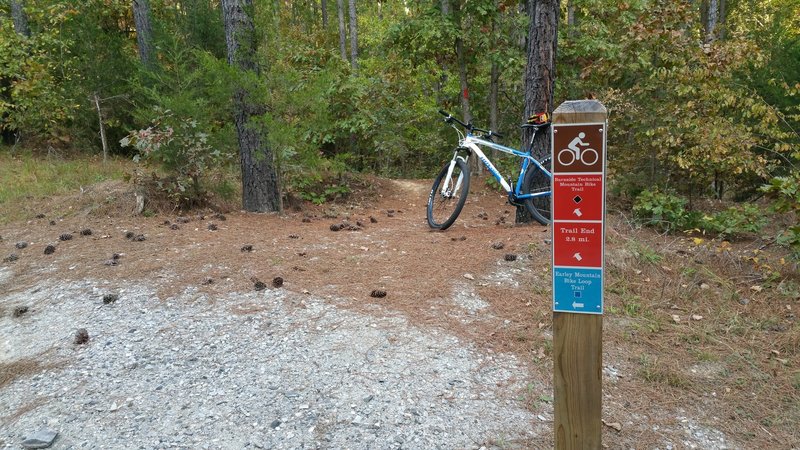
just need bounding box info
[132,0,155,67]
[522,0,558,160]
[348,0,359,72]
[704,0,719,43]
[518,0,558,224]
[10,0,31,38]
[321,0,328,28]
[489,0,500,160]
[222,0,282,213]
[337,0,347,61]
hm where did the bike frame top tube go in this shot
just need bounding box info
[459,134,551,197]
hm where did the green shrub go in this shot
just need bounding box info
[762,171,800,259]
[120,108,232,207]
[699,204,767,239]
[633,189,698,231]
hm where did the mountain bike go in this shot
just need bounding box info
[427,110,552,230]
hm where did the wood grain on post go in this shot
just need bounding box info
[552,99,606,450]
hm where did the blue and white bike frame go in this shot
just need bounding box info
[442,129,551,203]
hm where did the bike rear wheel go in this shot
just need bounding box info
[522,156,552,225]
[427,158,470,230]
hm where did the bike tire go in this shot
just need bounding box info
[427,158,471,230]
[522,156,552,225]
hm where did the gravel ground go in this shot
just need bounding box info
[0,267,545,449]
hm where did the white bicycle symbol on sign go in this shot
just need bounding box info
[557,132,599,166]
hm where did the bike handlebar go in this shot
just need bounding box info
[438,110,503,139]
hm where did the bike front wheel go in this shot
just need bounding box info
[427,158,471,230]
[522,156,552,225]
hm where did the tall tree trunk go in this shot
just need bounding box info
[10,0,31,38]
[222,0,282,213]
[518,0,558,224]
[704,0,720,43]
[567,0,577,38]
[132,0,155,67]
[321,0,328,28]
[455,40,470,125]
[337,0,347,61]
[348,0,358,72]
[489,1,500,160]
[437,0,450,103]
[522,0,558,160]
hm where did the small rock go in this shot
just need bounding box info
[12,306,29,318]
[59,233,73,241]
[202,277,214,285]
[370,290,387,298]
[491,242,505,250]
[330,224,342,232]
[602,420,622,432]
[288,234,299,239]
[104,259,118,266]
[272,277,284,288]
[125,231,135,240]
[254,281,267,291]
[21,428,58,449]
[3,254,18,263]
[15,241,28,249]
[163,220,171,225]
[102,294,119,304]
[369,216,378,223]
[176,216,191,224]
[699,283,710,290]
[671,314,681,324]
[356,220,364,228]
[208,223,218,231]
[504,254,518,262]
[74,328,89,345]
[270,420,282,429]
[132,234,146,242]
[80,228,92,236]
[691,314,703,321]
[35,213,46,219]
[739,298,750,305]
[44,245,56,255]
[170,224,180,230]
[241,245,253,252]
[463,273,475,280]
[49,220,56,226]
[213,213,227,221]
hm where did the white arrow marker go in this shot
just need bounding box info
[573,208,582,217]
[573,253,583,261]
[572,302,585,309]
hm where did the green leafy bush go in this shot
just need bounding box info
[699,204,767,238]
[121,108,232,207]
[632,189,698,231]
[634,189,766,238]
[762,171,800,258]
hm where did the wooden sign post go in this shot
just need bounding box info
[551,100,607,449]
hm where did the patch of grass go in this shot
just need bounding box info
[0,152,128,223]
[629,241,664,264]
[638,355,690,388]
